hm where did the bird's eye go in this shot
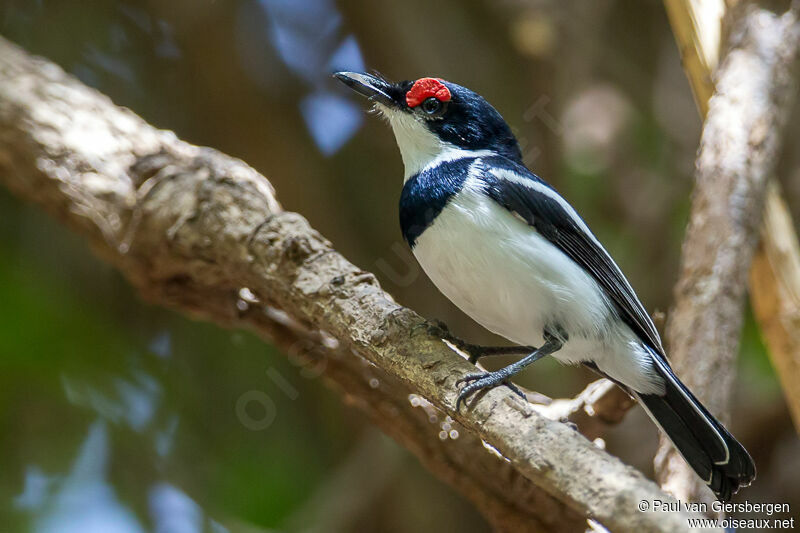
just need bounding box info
[421,97,443,116]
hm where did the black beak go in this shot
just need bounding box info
[334,72,397,108]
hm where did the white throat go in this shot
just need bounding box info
[381,105,494,181]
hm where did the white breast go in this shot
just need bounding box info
[413,184,610,347]
[413,185,662,393]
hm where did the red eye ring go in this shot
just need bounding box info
[406,78,451,108]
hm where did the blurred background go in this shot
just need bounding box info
[0,0,798,531]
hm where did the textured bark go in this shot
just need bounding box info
[665,0,800,438]
[654,6,800,505]
[0,36,711,533]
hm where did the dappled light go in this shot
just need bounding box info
[1,1,799,532]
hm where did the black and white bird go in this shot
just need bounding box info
[334,71,755,501]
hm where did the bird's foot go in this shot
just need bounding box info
[455,371,526,410]
[454,333,563,410]
[426,319,452,339]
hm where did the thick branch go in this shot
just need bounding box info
[665,0,800,438]
[655,5,800,504]
[582,0,800,443]
[0,37,706,532]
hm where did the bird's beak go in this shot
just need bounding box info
[334,72,398,108]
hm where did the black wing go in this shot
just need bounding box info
[474,155,666,357]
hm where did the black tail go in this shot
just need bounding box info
[636,356,756,501]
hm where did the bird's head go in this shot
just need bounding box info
[335,72,522,179]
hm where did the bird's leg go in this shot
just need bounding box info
[456,332,564,410]
[427,321,534,364]
[452,341,537,365]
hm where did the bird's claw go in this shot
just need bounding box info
[426,320,457,343]
[455,372,526,410]
[428,319,451,334]
[504,381,526,400]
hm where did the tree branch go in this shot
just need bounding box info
[579,0,800,447]
[655,3,800,504]
[0,36,708,532]
[666,0,800,437]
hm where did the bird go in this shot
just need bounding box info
[334,71,755,501]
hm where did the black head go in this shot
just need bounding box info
[334,72,522,163]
